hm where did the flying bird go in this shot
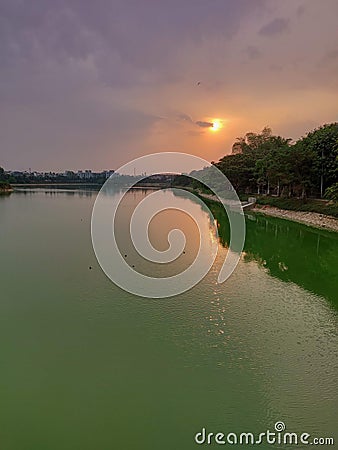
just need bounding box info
[197,81,201,86]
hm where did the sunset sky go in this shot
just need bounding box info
[1,0,337,171]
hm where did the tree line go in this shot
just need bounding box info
[1,123,337,200]
[213,123,338,200]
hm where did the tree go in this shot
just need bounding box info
[288,140,317,199]
[254,135,292,195]
[325,182,338,201]
[296,123,338,197]
[0,167,8,182]
[223,128,292,195]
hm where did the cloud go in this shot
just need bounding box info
[0,0,337,170]
[176,113,213,130]
[259,18,289,36]
[195,121,213,128]
[322,48,338,63]
[245,45,261,60]
[177,113,194,123]
[296,5,306,18]
[0,0,265,82]
[177,114,213,128]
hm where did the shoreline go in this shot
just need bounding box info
[193,190,338,233]
[251,205,338,233]
[0,187,14,194]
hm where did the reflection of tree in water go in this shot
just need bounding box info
[209,201,338,308]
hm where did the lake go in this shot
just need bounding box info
[0,188,337,449]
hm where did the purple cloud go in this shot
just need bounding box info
[245,45,261,60]
[0,0,337,171]
[259,18,289,36]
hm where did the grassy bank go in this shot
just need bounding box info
[185,189,338,231]
[179,187,338,219]
[254,196,338,218]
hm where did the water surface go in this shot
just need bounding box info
[0,189,337,449]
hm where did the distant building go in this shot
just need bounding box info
[6,168,115,183]
[77,170,93,179]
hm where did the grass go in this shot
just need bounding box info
[254,196,338,218]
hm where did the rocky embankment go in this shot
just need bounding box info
[251,205,338,232]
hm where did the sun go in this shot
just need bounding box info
[211,120,222,131]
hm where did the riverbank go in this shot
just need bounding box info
[255,196,338,218]
[251,205,338,232]
[192,189,338,232]
[0,182,13,194]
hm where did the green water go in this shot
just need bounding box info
[0,189,337,450]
